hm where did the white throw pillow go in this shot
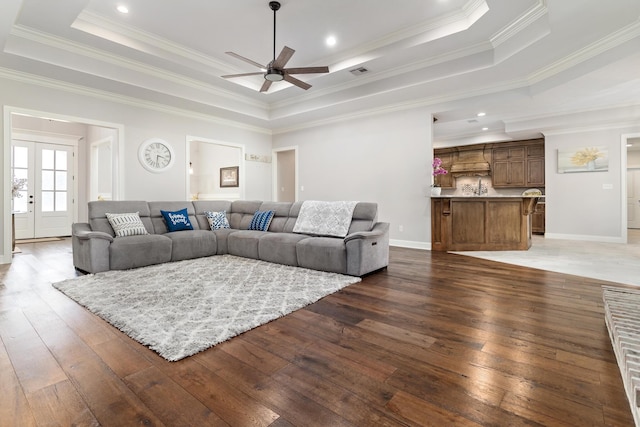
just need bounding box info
[205,211,230,230]
[105,212,148,237]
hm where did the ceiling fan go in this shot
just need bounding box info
[221,1,330,92]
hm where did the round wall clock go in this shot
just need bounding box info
[138,138,175,173]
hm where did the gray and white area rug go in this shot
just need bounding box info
[53,255,360,361]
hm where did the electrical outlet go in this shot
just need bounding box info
[399,225,404,232]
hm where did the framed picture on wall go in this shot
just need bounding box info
[557,146,608,173]
[220,166,239,187]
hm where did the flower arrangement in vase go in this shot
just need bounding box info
[432,157,448,196]
[12,176,27,198]
[570,147,603,171]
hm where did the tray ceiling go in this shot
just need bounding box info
[1,0,639,141]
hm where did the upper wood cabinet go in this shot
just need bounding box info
[435,138,544,189]
[492,146,526,187]
[492,139,544,188]
[433,149,455,189]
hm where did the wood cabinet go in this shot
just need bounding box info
[492,139,545,188]
[432,196,539,251]
[492,146,526,187]
[531,202,545,234]
[433,149,455,189]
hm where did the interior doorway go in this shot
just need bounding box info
[273,147,297,202]
[3,107,123,264]
[187,136,245,200]
[627,136,640,230]
[12,139,76,239]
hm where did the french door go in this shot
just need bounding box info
[12,140,75,239]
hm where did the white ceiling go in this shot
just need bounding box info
[1,0,639,144]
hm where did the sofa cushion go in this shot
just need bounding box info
[296,237,347,274]
[249,210,275,231]
[109,234,172,270]
[105,212,149,237]
[90,201,152,237]
[212,228,237,254]
[348,202,378,234]
[229,200,263,229]
[161,208,194,232]
[258,202,293,232]
[259,233,309,266]
[164,230,217,261]
[227,230,267,259]
[205,211,230,230]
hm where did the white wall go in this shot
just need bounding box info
[1,76,272,263]
[273,107,433,248]
[545,126,640,242]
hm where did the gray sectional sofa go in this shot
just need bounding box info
[72,200,390,276]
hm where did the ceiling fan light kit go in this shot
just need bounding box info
[222,0,330,92]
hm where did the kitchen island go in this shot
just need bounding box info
[431,195,540,251]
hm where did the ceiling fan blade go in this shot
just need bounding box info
[284,66,329,75]
[225,52,266,70]
[221,72,265,79]
[283,74,311,90]
[260,80,273,93]
[273,46,295,69]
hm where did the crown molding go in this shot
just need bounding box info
[71,10,236,73]
[270,40,494,113]
[527,19,640,85]
[306,0,489,76]
[541,120,640,137]
[0,66,272,135]
[9,25,268,112]
[272,77,529,135]
[490,0,548,48]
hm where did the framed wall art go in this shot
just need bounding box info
[557,146,608,173]
[220,166,239,187]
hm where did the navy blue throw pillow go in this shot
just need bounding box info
[249,210,275,231]
[161,208,194,232]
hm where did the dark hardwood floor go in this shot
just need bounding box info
[0,239,634,426]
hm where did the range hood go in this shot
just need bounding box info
[449,145,491,177]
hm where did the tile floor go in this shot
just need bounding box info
[454,229,640,287]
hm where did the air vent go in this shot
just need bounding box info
[349,67,369,76]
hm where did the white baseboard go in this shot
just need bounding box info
[389,239,430,250]
[544,233,626,244]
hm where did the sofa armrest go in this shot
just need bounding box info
[344,222,389,243]
[345,222,390,276]
[73,223,114,243]
[72,223,113,273]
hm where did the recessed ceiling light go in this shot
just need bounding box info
[482,127,489,131]
[326,36,337,47]
[117,5,129,14]
[477,112,486,117]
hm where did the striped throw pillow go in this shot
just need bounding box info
[248,210,275,231]
[105,212,148,237]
